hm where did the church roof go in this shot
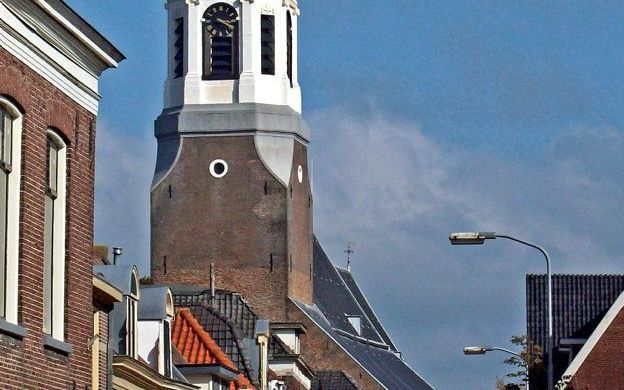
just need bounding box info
[292,238,434,390]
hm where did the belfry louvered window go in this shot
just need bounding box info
[261,15,275,75]
[173,18,184,78]
[286,11,293,86]
[203,3,239,80]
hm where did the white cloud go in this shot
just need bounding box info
[309,108,624,389]
[94,121,155,274]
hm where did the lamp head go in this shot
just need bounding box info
[449,232,496,245]
[463,346,489,355]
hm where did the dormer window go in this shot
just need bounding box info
[203,3,239,80]
[347,316,362,336]
[261,14,275,75]
[286,11,293,86]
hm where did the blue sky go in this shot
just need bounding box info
[67,1,624,389]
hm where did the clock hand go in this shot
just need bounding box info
[216,18,234,29]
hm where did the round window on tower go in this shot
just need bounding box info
[210,159,229,178]
[297,165,303,183]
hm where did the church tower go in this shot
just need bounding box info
[151,0,312,321]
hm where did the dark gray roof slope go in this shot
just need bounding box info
[336,267,397,350]
[312,371,360,390]
[138,286,170,320]
[294,238,435,390]
[527,274,624,349]
[172,286,258,338]
[312,238,386,344]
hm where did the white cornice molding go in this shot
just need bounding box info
[32,0,118,68]
[0,2,100,113]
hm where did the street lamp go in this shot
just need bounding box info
[464,346,528,390]
[463,346,522,359]
[450,232,553,390]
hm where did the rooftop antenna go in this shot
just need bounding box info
[344,242,354,271]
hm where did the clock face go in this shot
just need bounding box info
[205,4,238,37]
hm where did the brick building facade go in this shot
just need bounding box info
[0,1,123,389]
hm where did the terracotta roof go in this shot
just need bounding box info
[172,288,258,385]
[173,309,254,389]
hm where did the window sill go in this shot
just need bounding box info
[0,318,27,339]
[43,335,72,355]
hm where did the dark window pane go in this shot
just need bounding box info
[4,114,11,166]
[287,12,293,86]
[174,18,184,78]
[48,140,58,194]
[0,110,5,163]
[0,170,7,318]
[261,15,275,75]
[164,320,171,377]
[43,193,54,334]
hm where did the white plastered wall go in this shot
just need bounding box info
[138,320,161,372]
[164,0,301,112]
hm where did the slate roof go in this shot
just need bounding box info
[335,267,397,350]
[172,287,258,386]
[138,286,171,320]
[526,274,624,349]
[292,237,435,390]
[312,371,360,390]
[173,286,259,338]
[172,309,254,389]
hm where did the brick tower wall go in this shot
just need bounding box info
[151,135,313,321]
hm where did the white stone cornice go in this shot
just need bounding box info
[283,0,300,15]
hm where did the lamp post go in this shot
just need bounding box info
[450,232,553,390]
[463,346,529,390]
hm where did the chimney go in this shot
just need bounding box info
[112,247,122,265]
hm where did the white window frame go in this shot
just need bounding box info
[126,267,140,358]
[0,96,22,325]
[43,129,67,341]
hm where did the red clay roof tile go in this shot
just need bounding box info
[173,309,254,389]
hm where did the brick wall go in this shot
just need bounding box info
[0,46,97,389]
[287,142,313,305]
[286,301,384,390]
[567,306,624,389]
[151,135,313,321]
